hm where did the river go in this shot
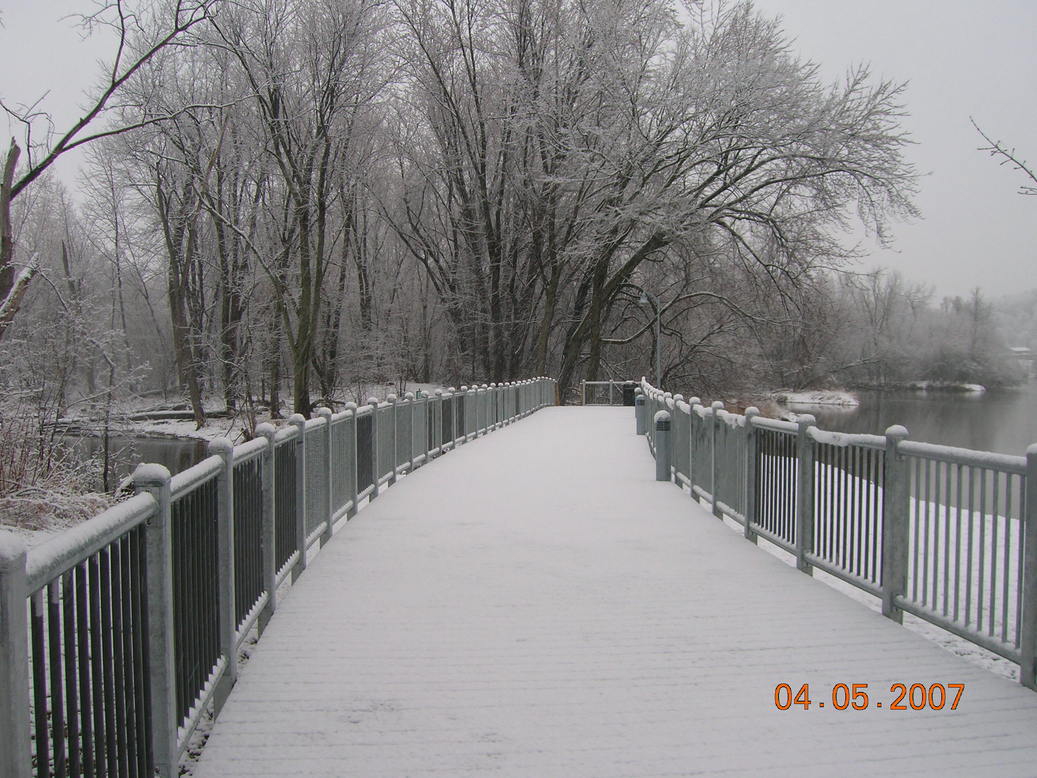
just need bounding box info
[795,382,1037,456]
[69,433,211,484]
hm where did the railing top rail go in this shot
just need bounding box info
[808,427,886,450]
[233,436,267,465]
[170,455,222,501]
[899,439,1026,473]
[749,416,797,434]
[24,491,156,593]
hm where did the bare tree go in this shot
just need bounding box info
[972,117,1037,197]
[0,0,219,340]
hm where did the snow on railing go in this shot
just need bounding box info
[0,378,557,778]
[635,378,1037,691]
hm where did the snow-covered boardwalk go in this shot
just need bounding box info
[194,407,1037,777]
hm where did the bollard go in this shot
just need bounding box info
[654,410,672,482]
[635,394,646,435]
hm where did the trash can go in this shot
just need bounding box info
[622,381,637,406]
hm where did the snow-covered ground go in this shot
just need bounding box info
[191,407,1037,777]
[771,389,861,407]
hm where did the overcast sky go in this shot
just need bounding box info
[1,0,1035,299]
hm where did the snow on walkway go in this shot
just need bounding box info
[193,407,1037,777]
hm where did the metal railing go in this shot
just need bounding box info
[0,378,556,778]
[580,380,636,406]
[636,378,1037,690]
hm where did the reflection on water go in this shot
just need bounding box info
[795,383,1037,455]
[66,434,210,483]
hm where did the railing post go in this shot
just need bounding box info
[256,423,278,633]
[209,437,237,714]
[635,391,646,435]
[687,397,701,493]
[881,425,910,624]
[368,398,380,498]
[405,392,416,471]
[1020,445,1037,687]
[0,533,30,778]
[435,390,445,454]
[132,463,177,778]
[388,395,399,485]
[343,403,358,517]
[795,414,817,574]
[744,407,760,543]
[288,413,307,579]
[316,407,334,545]
[655,410,672,482]
[710,400,723,517]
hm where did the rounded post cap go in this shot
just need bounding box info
[711,400,724,410]
[387,394,397,403]
[405,392,415,400]
[654,409,671,425]
[460,385,469,392]
[885,424,909,440]
[689,396,701,406]
[744,406,760,418]
[132,462,171,487]
[0,529,27,564]
[366,397,379,406]
[447,387,456,393]
[315,406,333,419]
[208,437,234,455]
[255,422,277,438]
[1027,443,1037,457]
[434,389,443,396]
[344,401,358,412]
[673,394,684,402]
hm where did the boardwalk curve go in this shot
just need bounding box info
[194,407,1037,777]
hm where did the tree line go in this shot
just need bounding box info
[0,0,919,434]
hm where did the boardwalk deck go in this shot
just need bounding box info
[193,407,1037,777]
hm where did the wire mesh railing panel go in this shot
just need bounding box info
[28,525,151,778]
[813,442,884,585]
[232,457,264,629]
[716,420,746,516]
[356,413,374,494]
[689,412,712,495]
[304,427,327,538]
[755,428,798,546]
[376,406,394,479]
[673,407,690,483]
[415,399,429,458]
[274,439,298,573]
[464,394,476,437]
[582,381,628,405]
[396,405,411,468]
[903,454,1024,651]
[170,477,221,728]
[452,396,464,442]
[331,417,354,514]
[440,397,453,447]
